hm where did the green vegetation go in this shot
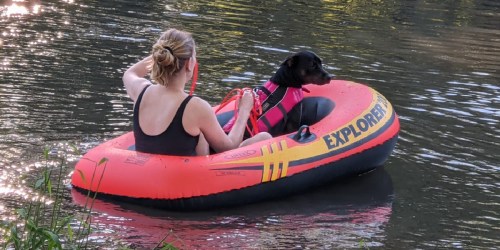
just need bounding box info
[154,230,183,250]
[0,145,180,250]
[0,145,106,250]
[359,238,369,249]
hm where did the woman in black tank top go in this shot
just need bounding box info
[133,86,198,156]
[123,28,271,156]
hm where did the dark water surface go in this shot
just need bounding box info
[1,0,499,249]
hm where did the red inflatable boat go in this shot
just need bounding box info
[71,80,400,210]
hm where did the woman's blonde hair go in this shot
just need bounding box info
[151,28,195,86]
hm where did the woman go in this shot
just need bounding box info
[123,28,271,156]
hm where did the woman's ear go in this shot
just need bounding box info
[187,57,195,72]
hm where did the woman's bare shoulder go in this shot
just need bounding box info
[184,96,212,117]
[188,96,211,108]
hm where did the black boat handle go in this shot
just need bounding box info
[291,125,316,143]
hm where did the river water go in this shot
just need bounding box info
[1,0,499,249]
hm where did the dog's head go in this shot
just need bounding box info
[278,51,333,87]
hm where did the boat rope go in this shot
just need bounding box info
[215,87,262,136]
[188,62,198,96]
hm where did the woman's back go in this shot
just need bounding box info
[133,85,199,156]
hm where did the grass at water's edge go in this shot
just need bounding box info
[0,144,180,250]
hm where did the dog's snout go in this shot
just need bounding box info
[316,73,334,85]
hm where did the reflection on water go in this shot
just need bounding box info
[1,1,41,18]
[1,0,499,248]
[71,168,393,249]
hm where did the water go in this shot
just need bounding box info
[1,0,499,248]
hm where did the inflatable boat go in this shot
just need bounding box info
[71,80,399,210]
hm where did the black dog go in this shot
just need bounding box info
[255,51,332,136]
[220,51,333,137]
[270,50,332,88]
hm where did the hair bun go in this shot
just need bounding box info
[163,46,174,55]
[153,43,176,67]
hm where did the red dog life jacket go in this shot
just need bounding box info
[222,81,304,134]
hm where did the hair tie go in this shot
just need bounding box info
[163,46,174,55]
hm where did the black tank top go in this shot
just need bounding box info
[133,85,199,156]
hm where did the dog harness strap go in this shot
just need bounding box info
[221,80,304,134]
[256,85,272,96]
[277,103,288,122]
[255,81,303,133]
[259,115,273,131]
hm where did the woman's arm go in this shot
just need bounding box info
[195,91,254,152]
[123,56,153,102]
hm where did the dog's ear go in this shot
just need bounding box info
[282,55,297,68]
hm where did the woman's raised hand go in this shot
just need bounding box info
[238,90,254,115]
